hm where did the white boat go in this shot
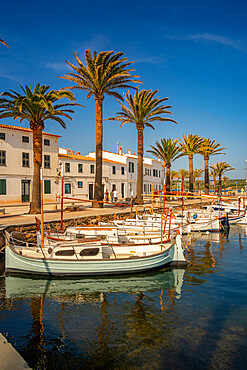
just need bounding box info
[233,214,247,224]
[189,217,222,232]
[5,231,187,277]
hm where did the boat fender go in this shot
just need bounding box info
[193,213,198,219]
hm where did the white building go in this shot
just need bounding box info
[0,124,60,205]
[0,123,164,204]
[86,148,164,198]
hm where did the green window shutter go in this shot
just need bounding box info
[44,180,51,194]
[0,180,6,195]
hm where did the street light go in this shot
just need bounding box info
[245,160,247,195]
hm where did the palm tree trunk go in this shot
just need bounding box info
[197,177,200,192]
[30,127,42,214]
[165,163,171,193]
[136,128,144,205]
[189,155,193,193]
[93,97,103,208]
[219,173,222,195]
[204,156,209,195]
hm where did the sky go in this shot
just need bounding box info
[0,0,247,179]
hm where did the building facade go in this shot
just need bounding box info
[0,123,165,205]
[0,124,60,205]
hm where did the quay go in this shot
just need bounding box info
[0,198,210,230]
[0,333,31,369]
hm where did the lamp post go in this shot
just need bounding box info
[245,160,247,196]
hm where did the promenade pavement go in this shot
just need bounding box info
[0,198,209,229]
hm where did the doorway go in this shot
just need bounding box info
[21,180,30,202]
[121,183,124,199]
[89,184,94,200]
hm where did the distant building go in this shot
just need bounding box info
[0,123,164,205]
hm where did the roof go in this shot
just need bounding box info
[59,153,126,165]
[0,124,61,138]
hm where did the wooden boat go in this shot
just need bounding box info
[5,231,188,277]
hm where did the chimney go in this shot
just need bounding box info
[128,149,131,155]
[119,146,122,155]
[117,142,119,153]
[158,157,161,161]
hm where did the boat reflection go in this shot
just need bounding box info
[5,268,186,301]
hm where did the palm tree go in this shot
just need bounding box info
[198,138,225,194]
[170,170,178,190]
[0,84,79,213]
[210,168,218,194]
[147,138,182,193]
[223,176,229,194]
[193,168,204,192]
[0,39,9,47]
[177,169,188,193]
[179,134,203,193]
[59,49,140,208]
[210,162,235,195]
[108,89,177,204]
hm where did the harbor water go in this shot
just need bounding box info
[0,226,247,369]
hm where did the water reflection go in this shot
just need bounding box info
[1,227,247,369]
[4,269,185,300]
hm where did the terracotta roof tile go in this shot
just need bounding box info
[59,153,126,164]
[0,123,61,137]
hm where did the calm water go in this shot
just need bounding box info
[1,226,247,369]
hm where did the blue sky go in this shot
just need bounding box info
[1,0,247,178]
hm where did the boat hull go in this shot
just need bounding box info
[5,241,187,277]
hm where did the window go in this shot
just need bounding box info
[0,179,6,195]
[0,151,6,166]
[44,180,51,194]
[65,183,71,194]
[55,249,75,256]
[44,139,50,146]
[145,168,149,176]
[129,162,134,173]
[78,163,83,173]
[44,155,50,168]
[22,136,29,143]
[159,170,160,178]
[144,184,146,193]
[22,152,29,167]
[150,184,152,192]
[121,167,124,175]
[78,181,83,188]
[90,164,94,174]
[80,248,99,256]
[0,133,5,140]
[65,163,70,172]
[112,166,116,174]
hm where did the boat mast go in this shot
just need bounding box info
[40,168,44,248]
[60,163,64,232]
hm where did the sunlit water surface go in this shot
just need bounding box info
[1,226,247,369]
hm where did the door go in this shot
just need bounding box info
[121,183,124,199]
[89,184,94,200]
[21,180,30,202]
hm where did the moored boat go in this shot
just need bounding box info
[5,231,188,277]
